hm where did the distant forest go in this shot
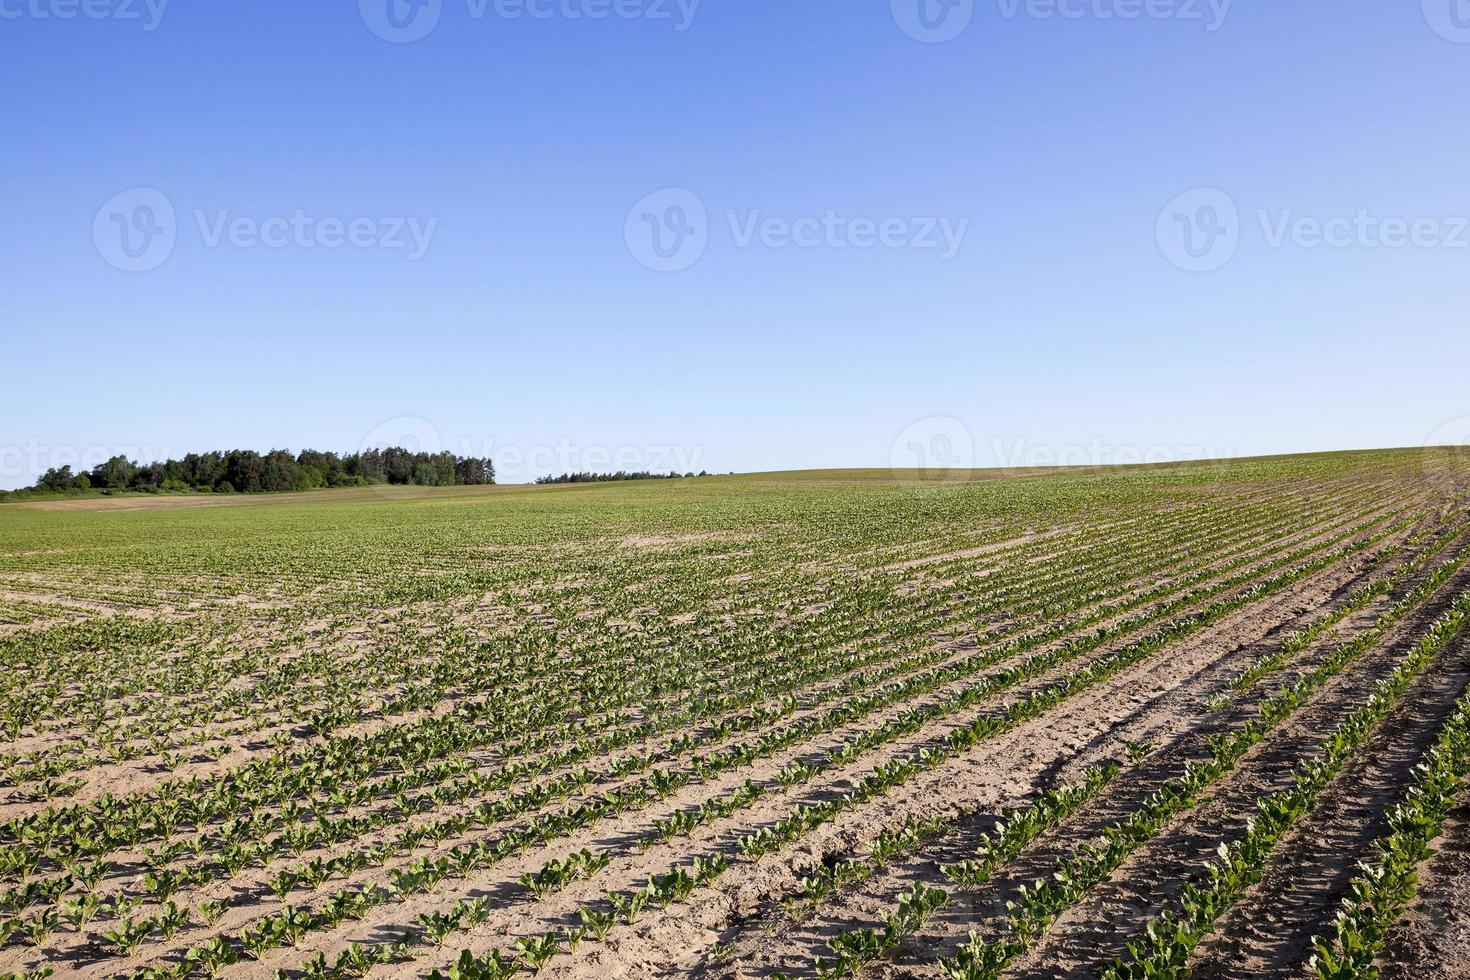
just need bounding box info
[536,471,710,485]
[20,448,495,496]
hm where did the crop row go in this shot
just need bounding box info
[385,516,1420,980]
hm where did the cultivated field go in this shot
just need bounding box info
[3,449,1470,980]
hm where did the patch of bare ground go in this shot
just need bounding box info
[998,564,1470,979]
[174,499,1346,811]
[0,491,1407,844]
[870,488,1302,584]
[869,487,1308,581]
[879,528,1073,572]
[386,503,1435,980]
[0,589,162,620]
[619,532,751,550]
[33,610,1083,976]
[1183,643,1470,978]
[132,502,1393,980]
[1379,793,1470,979]
[21,541,1171,975]
[0,478,1444,980]
[0,579,739,810]
[31,489,1331,828]
[677,516,1440,980]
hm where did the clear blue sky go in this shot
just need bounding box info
[3,1,1469,487]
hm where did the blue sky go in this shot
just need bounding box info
[3,0,1469,487]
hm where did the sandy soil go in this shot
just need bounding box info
[2,468,1464,980]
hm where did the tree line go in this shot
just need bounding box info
[535,471,710,485]
[20,448,495,496]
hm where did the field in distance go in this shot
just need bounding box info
[2,448,1469,980]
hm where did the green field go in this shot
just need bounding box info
[1,448,1469,980]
